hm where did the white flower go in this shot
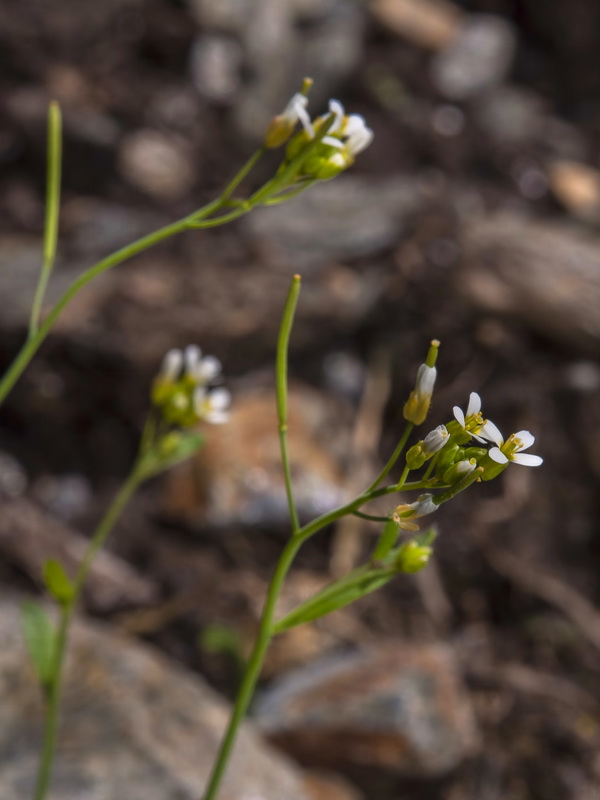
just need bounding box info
[423,424,449,455]
[183,345,222,384]
[320,100,374,157]
[393,493,438,531]
[159,348,183,382]
[283,92,313,137]
[452,391,487,442]
[481,422,543,467]
[194,387,231,425]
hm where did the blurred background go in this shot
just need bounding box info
[1,0,600,798]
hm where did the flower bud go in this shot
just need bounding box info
[395,540,433,573]
[403,341,440,426]
[442,457,477,485]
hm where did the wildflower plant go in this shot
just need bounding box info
[1,80,542,800]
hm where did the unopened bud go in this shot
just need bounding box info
[442,457,477,485]
[395,540,433,573]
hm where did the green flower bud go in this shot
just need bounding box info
[395,540,433,573]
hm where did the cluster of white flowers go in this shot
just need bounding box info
[154,345,231,426]
[452,392,543,467]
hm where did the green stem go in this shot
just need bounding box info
[201,534,303,800]
[32,467,144,800]
[366,422,414,492]
[276,275,302,533]
[396,465,410,491]
[29,102,62,339]
[219,148,265,202]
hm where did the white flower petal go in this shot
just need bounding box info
[328,99,345,133]
[512,452,543,467]
[184,345,202,376]
[416,364,436,397]
[513,430,535,451]
[197,356,222,382]
[209,387,231,411]
[321,135,344,149]
[466,392,481,417]
[453,406,466,427]
[480,420,503,446]
[347,125,373,155]
[471,432,487,443]
[294,98,314,138]
[160,349,182,381]
[489,447,509,464]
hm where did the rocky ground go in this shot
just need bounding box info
[1,1,600,798]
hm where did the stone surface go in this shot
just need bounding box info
[0,497,157,612]
[163,384,350,527]
[255,644,478,777]
[432,14,517,100]
[0,597,311,800]
[247,176,423,270]
[371,0,462,50]
[118,130,195,200]
[460,213,600,351]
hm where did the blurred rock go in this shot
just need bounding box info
[371,0,462,50]
[32,473,93,522]
[303,770,364,800]
[118,130,195,200]
[0,498,157,611]
[247,176,422,270]
[255,643,478,777]
[163,384,350,527]
[461,214,600,351]
[432,14,517,100]
[0,451,28,498]
[190,35,243,103]
[0,597,311,800]
[548,160,600,222]
[475,86,545,146]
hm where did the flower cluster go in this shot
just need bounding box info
[265,87,373,180]
[392,353,543,535]
[152,345,231,428]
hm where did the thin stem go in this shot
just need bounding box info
[201,534,303,800]
[219,148,265,202]
[366,422,414,492]
[396,465,410,491]
[29,102,62,339]
[276,275,302,533]
[32,467,144,800]
[297,480,431,543]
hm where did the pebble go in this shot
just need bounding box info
[255,643,478,777]
[118,130,195,200]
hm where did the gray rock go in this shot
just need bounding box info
[190,35,243,103]
[460,213,600,351]
[118,130,195,200]
[246,176,423,270]
[0,598,311,800]
[432,14,517,100]
[255,644,478,777]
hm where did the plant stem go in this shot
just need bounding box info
[276,275,301,533]
[32,467,143,800]
[366,422,414,492]
[29,102,62,339]
[201,534,303,800]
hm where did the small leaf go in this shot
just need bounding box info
[273,564,395,635]
[140,432,205,478]
[43,559,75,604]
[21,601,56,686]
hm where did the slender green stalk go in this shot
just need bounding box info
[219,148,265,202]
[396,464,410,491]
[366,422,414,492]
[202,534,303,800]
[276,275,302,533]
[32,466,144,800]
[29,102,62,339]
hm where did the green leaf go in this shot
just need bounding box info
[140,431,205,478]
[43,559,75,604]
[21,601,56,686]
[273,564,396,635]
